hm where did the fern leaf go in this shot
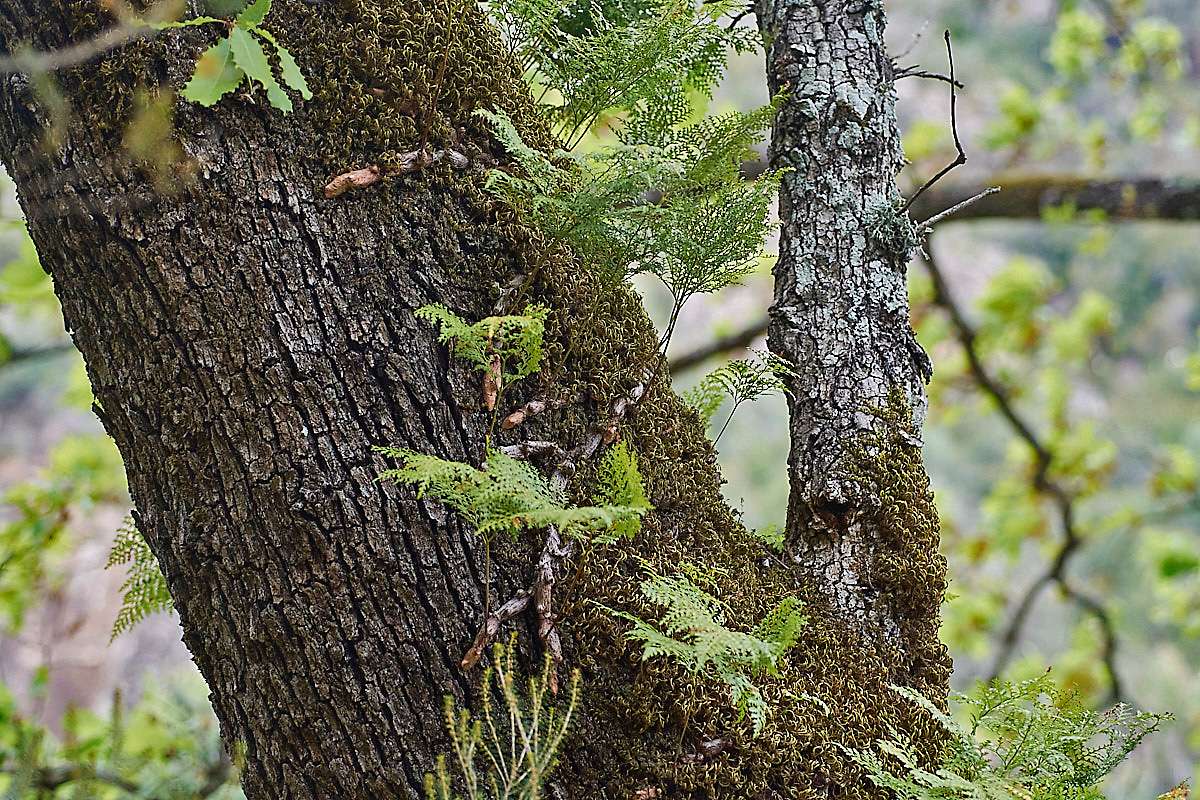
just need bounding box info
[600,570,803,734]
[592,441,652,540]
[106,517,173,639]
[379,448,645,542]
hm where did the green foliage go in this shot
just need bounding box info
[683,349,794,440]
[416,304,549,385]
[0,435,125,633]
[106,516,173,639]
[592,441,652,540]
[380,448,646,543]
[425,639,578,800]
[486,0,757,146]
[1047,9,1106,80]
[0,674,244,798]
[749,523,785,552]
[165,0,312,112]
[600,570,804,733]
[477,0,779,351]
[849,675,1168,800]
[478,106,780,336]
[0,224,58,319]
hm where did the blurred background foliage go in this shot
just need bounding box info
[0,0,1197,796]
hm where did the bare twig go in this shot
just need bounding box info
[915,186,1001,233]
[901,31,966,214]
[895,65,964,88]
[894,20,930,61]
[668,322,765,373]
[0,0,183,75]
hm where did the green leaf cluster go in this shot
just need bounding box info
[0,674,244,799]
[849,675,1169,800]
[168,0,312,112]
[0,434,125,633]
[416,303,549,385]
[106,517,173,640]
[601,571,804,733]
[379,448,646,543]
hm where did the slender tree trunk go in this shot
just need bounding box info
[757,0,953,761]
[1,0,949,797]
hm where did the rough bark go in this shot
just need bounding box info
[1,0,950,797]
[757,0,951,755]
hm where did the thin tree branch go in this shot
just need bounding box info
[895,65,964,88]
[671,174,1200,373]
[0,342,76,371]
[668,321,765,374]
[907,175,1200,224]
[915,185,1001,233]
[0,1,182,74]
[923,236,1123,704]
[901,31,966,214]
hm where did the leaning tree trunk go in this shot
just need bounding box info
[0,0,948,797]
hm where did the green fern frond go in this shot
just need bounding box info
[416,303,549,382]
[599,571,804,733]
[750,523,786,552]
[848,676,1169,800]
[592,441,652,540]
[106,516,173,639]
[379,448,646,542]
[487,0,756,145]
[685,349,795,439]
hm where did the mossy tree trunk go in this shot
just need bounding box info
[757,0,952,746]
[1,0,948,797]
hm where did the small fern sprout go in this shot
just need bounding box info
[684,349,796,442]
[598,570,804,734]
[592,441,653,541]
[106,515,173,639]
[416,303,549,385]
[426,637,580,800]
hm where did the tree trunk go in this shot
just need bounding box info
[1,1,948,797]
[757,0,952,760]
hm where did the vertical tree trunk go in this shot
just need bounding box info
[758,0,952,757]
[0,0,949,797]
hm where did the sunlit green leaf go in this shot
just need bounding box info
[255,28,312,100]
[180,38,244,107]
